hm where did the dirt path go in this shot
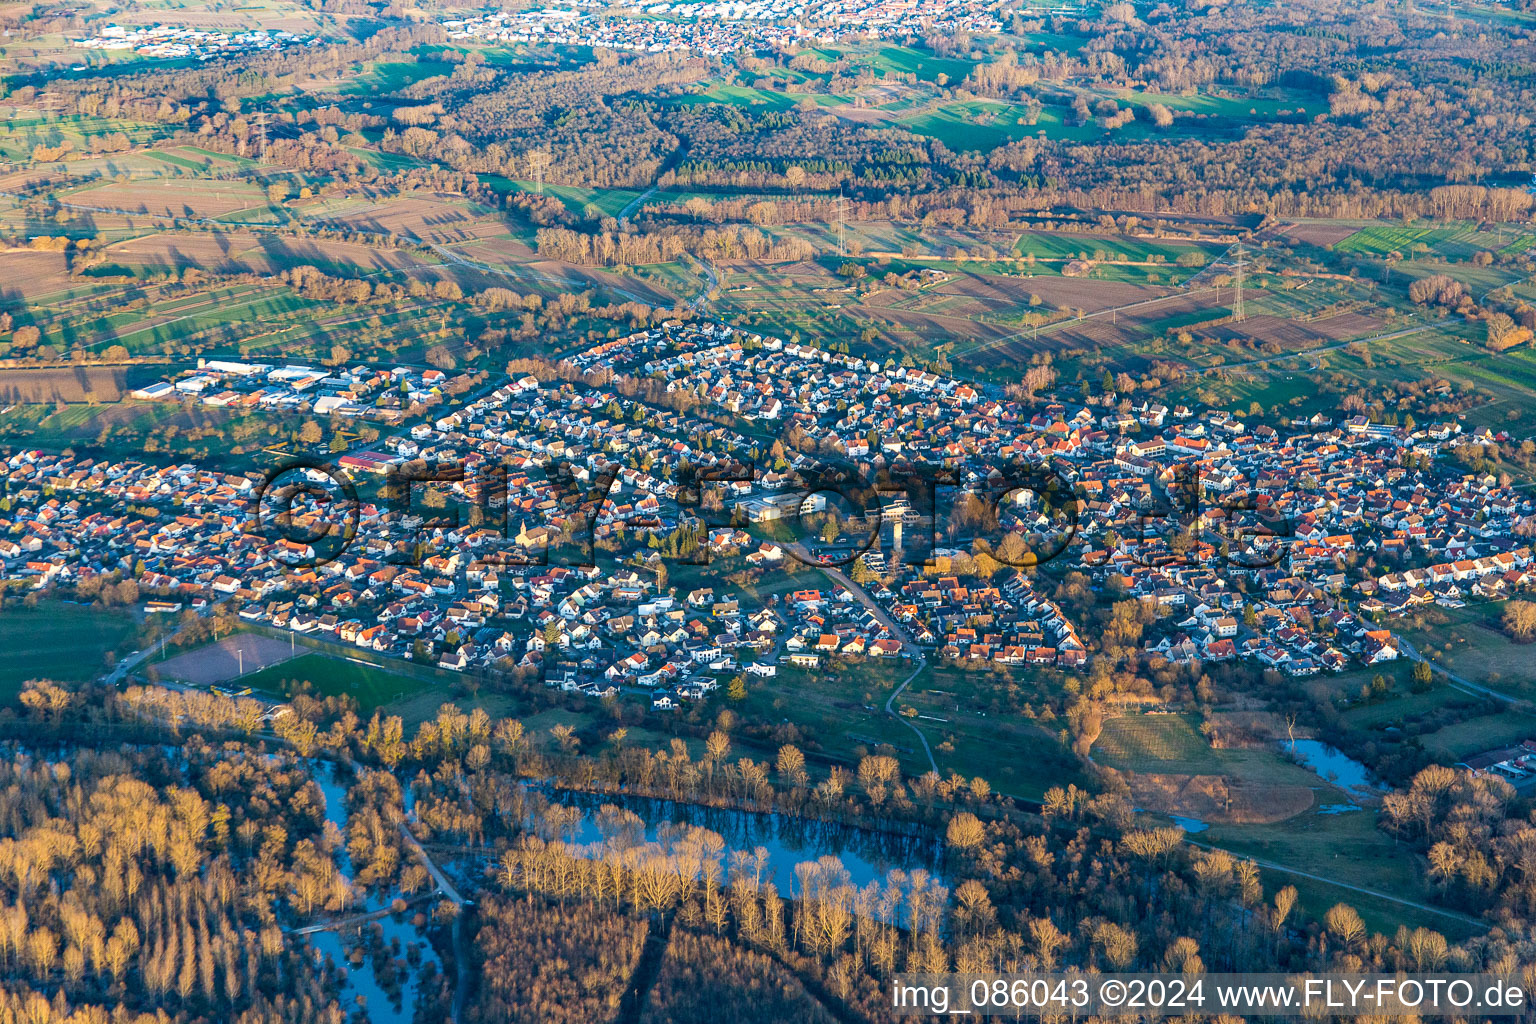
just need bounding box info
[1196,317,1462,374]
[618,912,673,1024]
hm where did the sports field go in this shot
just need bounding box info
[238,651,433,710]
[157,634,299,685]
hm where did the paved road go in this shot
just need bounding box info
[1397,637,1526,708]
[616,185,658,226]
[105,633,173,685]
[1182,837,1487,931]
[286,898,428,936]
[690,258,719,313]
[796,553,916,653]
[398,822,468,905]
[399,821,470,1021]
[792,548,939,772]
[883,657,935,774]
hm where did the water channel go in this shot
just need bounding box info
[310,766,442,1024]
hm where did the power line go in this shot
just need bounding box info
[1232,242,1247,323]
[528,151,549,196]
[836,187,846,259]
[252,111,269,163]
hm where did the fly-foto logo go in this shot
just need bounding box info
[249,455,1292,573]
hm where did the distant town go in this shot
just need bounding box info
[443,0,1010,54]
[70,24,313,61]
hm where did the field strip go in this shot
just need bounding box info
[1195,317,1463,375]
[954,285,1220,357]
[75,286,271,349]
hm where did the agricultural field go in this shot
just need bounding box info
[2,103,1528,453]
[703,230,1520,402]
[0,364,129,403]
[300,193,511,245]
[96,232,435,279]
[0,602,137,701]
[0,111,170,162]
[1011,230,1227,266]
[1335,224,1463,257]
[62,178,274,221]
[0,399,294,465]
[33,280,331,356]
[1332,221,1535,261]
[1093,712,1220,774]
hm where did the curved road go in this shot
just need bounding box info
[1398,637,1527,708]
[806,556,1486,934]
[1183,837,1486,931]
[690,258,719,313]
[883,657,935,774]
[798,551,939,774]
